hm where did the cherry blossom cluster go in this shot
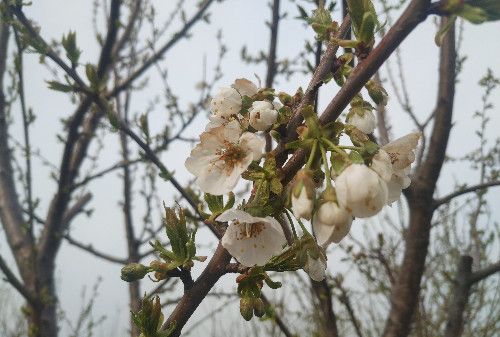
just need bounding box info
[184,77,421,286]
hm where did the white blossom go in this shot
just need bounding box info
[382,132,421,204]
[347,110,377,134]
[303,253,327,281]
[291,188,314,220]
[210,87,242,118]
[335,164,388,218]
[312,201,353,247]
[249,101,278,131]
[217,209,286,267]
[233,78,258,97]
[371,149,393,182]
[185,121,264,195]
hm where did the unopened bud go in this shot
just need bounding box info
[253,298,266,318]
[121,263,149,282]
[291,169,316,220]
[366,80,388,106]
[240,297,254,321]
[278,92,292,106]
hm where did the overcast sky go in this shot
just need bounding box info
[1,0,499,336]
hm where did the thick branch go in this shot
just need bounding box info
[382,16,455,337]
[161,242,231,337]
[311,279,338,337]
[444,256,472,337]
[0,16,35,284]
[38,1,122,263]
[282,0,432,182]
[275,17,351,165]
[433,181,500,208]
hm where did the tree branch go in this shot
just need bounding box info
[0,253,37,305]
[108,0,215,97]
[37,0,122,263]
[433,181,500,209]
[161,242,231,337]
[274,16,351,166]
[470,260,500,284]
[382,15,455,337]
[444,255,472,337]
[63,234,128,265]
[0,14,35,285]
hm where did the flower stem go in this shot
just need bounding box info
[305,139,318,169]
[337,145,363,151]
[319,143,333,189]
[284,209,298,240]
[321,137,350,162]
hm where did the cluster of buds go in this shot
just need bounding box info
[120,207,206,283]
[236,267,282,321]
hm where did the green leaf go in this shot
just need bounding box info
[349,151,365,164]
[270,178,283,196]
[296,5,309,20]
[204,193,224,213]
[475,0,500,21]
[85,63,98,87]
[61,31,81,66]
[358,12,376,43]
[46,80,73,93]
[364,141,379,155]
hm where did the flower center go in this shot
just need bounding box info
[239,222,265,239]
[216,143,246,170]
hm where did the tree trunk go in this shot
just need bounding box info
[444,256,473,337]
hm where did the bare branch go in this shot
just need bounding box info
[444,256,473,337]
[108,0,215,97]
[0,14,35,283]
[64,234,128,265]
[61,193,92,229]
[311,279,339,337]
[261,296,295,337]
[470,260,500,284]
[382,15,456,337]
[0,253,37,305]
[433,181,500,209]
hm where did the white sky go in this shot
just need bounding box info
[1,0,499,336]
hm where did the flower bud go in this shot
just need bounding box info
[278,92,293,106]
[240,297,254,321]
[335,164,388,218]
[346,109,376,134]
[290,169,316,220]
[253,298,266,318]
[249,101,278,131]
[313,188,353,247]
[121,263,149,282]
[366,80,388,106]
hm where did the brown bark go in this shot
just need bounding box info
[311,280,339,337]
[382,17,456,337]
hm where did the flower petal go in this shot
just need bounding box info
[233,78,258,97]
[239,132,265,161]
[222,220,286,266]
